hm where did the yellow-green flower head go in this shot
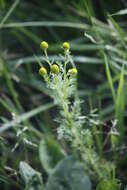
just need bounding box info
[39,67,47,77]
[69,68,78,76]
[40,41,48,50]
[51,64,59,74]
[63,42,70,50]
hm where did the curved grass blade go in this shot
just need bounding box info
[104,53,116,103]
[0,103,54,134]
[115,64,125,143]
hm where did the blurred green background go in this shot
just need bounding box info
[0,0,127,189]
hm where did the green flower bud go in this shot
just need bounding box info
[39,67,47,77]
[40,41,48,50]
[69,68,78,76]
[51,64,59,74]
[63,42,70,50]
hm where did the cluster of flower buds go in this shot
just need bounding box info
[39,41,78,77]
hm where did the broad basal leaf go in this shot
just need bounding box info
[39,136,65,173]
[45,156,92,190]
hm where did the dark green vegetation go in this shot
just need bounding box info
[0,0,127,189]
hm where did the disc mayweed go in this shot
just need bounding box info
[69,68,78,76]
[39,67,47,77]
[63,42,70,50]
[51,64,59,74]
[40,41,48,50]
[38,41,77,78]
[36,40,111,180]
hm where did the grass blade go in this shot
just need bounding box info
[115,64,125,143]
[0,103,54,134]
[0,0,19,26]
[0,21,89,29]
[104,53,116,103]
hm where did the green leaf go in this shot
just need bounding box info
[108,16,126,39]
[8,55,103,67]
[96,179,121,190]
[0,102,54,134]
[0,0,19,27]
[0,0,5,9]
[45,156,92,190]
[19,161,44,190]
[39,136,65,174]
[109,9,127,16]
[104,53,116,103]
[115,64,125,142]
[0,21,89,29]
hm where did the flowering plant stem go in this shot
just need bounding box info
[38,41,113,181]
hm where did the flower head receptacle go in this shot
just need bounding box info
[69,68,78,76]
[63,42,70,51]
[39,67,47,77]
[40,41,48,50]
[51,64,59,74]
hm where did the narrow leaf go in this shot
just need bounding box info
[109,9,127,16]
[0,103,54,134]
[104,53,116,103]
[115,64,125,142]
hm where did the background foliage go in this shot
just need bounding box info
[0,0,127,189]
